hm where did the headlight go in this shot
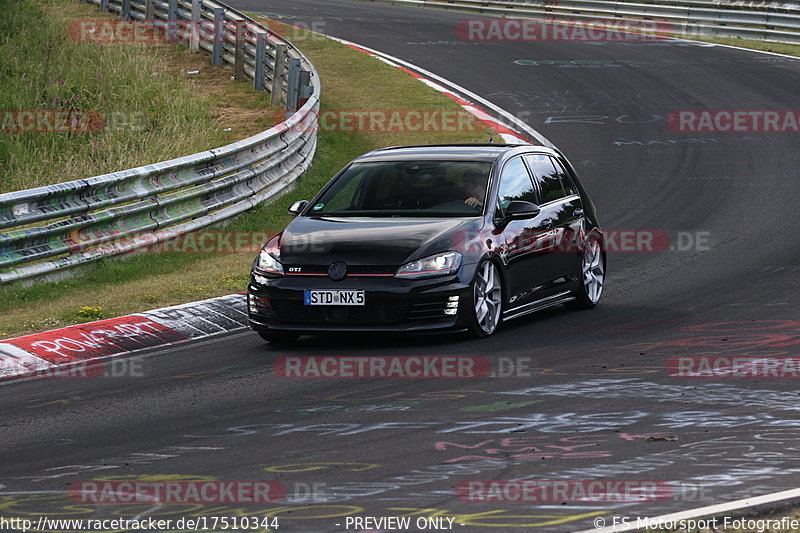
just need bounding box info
[256,251,283,275]
[254,234,284,276]
[395,251,462,279]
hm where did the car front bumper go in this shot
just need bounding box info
[247,268,475,334]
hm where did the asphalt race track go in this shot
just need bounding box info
[2,1,800,531]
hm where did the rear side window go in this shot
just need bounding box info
[551,157,577,197]
[496,157,537,215]
[524,154,565,204]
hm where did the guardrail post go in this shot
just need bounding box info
[167,0,178,42]
[145,0,154,20]
[212,8,224,67]
[121,0,131,19]
[285,57,301,113]
[298,70,312,109]
[254,31,267,91]
[190,0,201,53]
[100,0,109,12]
[234,21,246,79]
[270,44,287,105]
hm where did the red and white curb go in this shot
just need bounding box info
[0,294,247,380]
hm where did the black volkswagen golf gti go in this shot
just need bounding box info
[248,144,605,341]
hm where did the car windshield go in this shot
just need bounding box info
[308,160,492,217]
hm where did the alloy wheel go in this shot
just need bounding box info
[582,239,604,304]
[473,261,502,334]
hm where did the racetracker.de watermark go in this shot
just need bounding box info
[1,356,146,379]
[1,110,104,133]
[668,110,800,132]
[144,231,279,253]
[456,480,675,502]
[453,229,710,254]
[275,109,481,133]
[67,231,293,254]
[668,356,800,378]
[274,356,491,378]
[67,19,325,44]
[68,481,286,504]
[456,18,674,41]
[2,110,148,134]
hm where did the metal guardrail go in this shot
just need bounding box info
[0,0,320,284]
[378,0,800,43]
[633,1,799,13]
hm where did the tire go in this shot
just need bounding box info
[465,260,503,338]
[566,236,605,310]
[257,330,300,344]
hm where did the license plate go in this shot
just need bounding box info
[304,289,365,306]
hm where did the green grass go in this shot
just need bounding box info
[0,11,495,337]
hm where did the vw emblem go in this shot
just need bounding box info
[328,261,347,281]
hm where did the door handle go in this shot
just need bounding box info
[539,218,554,229]
[574,208,584,217]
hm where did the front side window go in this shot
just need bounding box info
[495,157,537,216]
[309,160,492,217]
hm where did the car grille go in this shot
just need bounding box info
[271,299,407,324]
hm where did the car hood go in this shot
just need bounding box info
[279,216,479,266]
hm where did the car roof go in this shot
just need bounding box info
[355,143,545,162]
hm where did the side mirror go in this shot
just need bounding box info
[504,200,541,220]
[288,200,308,216]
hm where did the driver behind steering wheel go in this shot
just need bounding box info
[463,168,487,209]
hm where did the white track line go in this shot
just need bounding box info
[575,487,800,533]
